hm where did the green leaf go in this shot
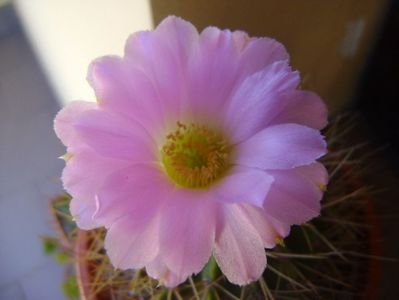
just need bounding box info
[201,256,219,281]
[55,252,69,264]
[42,237,58,255]
[62,276,80,300]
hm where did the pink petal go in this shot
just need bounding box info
[100,165,174,270]
[87,56,166,131]
[264,212,291,239]
[151,17,199,119]
[239,37,289,77]
[104,213,160,270]
[62,148,127,229]
[263,163,327,225]
[122,17,289,124]
[236,123,327,170]
[94,164,171,228]
[125,19,252,120]
[212,167,274,207]
[231,30,251,52]
[73,109,156,162]
[187,34,290,124]
[296,162,329,187]
[270,90,328,130]
[238,203,289,248]
[185,27,243,119]
[125,32,183,119]
[124,17,199,120]
[125,16,198,69]
[214,204,267,285]
[54,101,96,147]
[146,257,184,288]
[223,61,300,142]
[150,16,199,64]
[156,189,217,282]
[69,197,99,230]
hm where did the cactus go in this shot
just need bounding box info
[48,114,384,299]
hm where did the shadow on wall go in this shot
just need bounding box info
[0,4,19,37]
[0,4,65,300]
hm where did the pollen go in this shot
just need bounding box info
[275,236,285,246]
[162,122,230,188]
[317,183,327,191]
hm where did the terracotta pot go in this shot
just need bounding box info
[75,230,95,300]
[344,165,383,299]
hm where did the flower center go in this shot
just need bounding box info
[162,122,230,188]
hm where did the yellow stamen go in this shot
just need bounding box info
[59,153,73,161]
[317,183,327,191]
[275,236,285,246]
[162,122,230,189]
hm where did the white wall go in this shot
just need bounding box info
[15,0,153,105]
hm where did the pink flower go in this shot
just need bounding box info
[54,16,328,287]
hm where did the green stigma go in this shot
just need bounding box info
[162,122,230,188]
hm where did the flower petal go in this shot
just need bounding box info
[156,190,217,283]
[124,16,199,120]
[296,162,329,188]
[146,257,183,288]
[73,109,156,162]
[150,16,199,64]
[87,56,166,131]
[185,27,243,119]
[125,16,198,69]
[238,203,290,248]
[214,204,267,285]
[270,90,328,130]
[69,197,99,230]
[123,18,289,124]
[212,167,274,207]
[54,101,96,147]
[223,61,300,143]
[100,165,173,269]
[264,163,327,225]
[264,212,291,239]
[236,123,326,170]
[104,213,161,270]
[94,164,170,228]
[63,148,127,229]
[239,37,289,77]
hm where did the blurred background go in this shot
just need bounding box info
[0,0,398,299]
